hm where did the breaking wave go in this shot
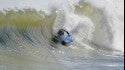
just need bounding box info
[0,0,124,70]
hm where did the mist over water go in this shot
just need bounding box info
[0,0,124,70]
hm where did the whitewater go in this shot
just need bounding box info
[0,0,124,70]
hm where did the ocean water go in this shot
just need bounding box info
[0,0,124,70]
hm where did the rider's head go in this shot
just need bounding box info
[58,29,64,35]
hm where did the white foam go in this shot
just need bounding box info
[85,0,124,52]
[0,0,79,14]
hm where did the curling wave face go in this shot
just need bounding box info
[0,0,124,70]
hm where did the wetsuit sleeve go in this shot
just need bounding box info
[66,31,69,35]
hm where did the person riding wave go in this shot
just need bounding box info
[57,29,73,45]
